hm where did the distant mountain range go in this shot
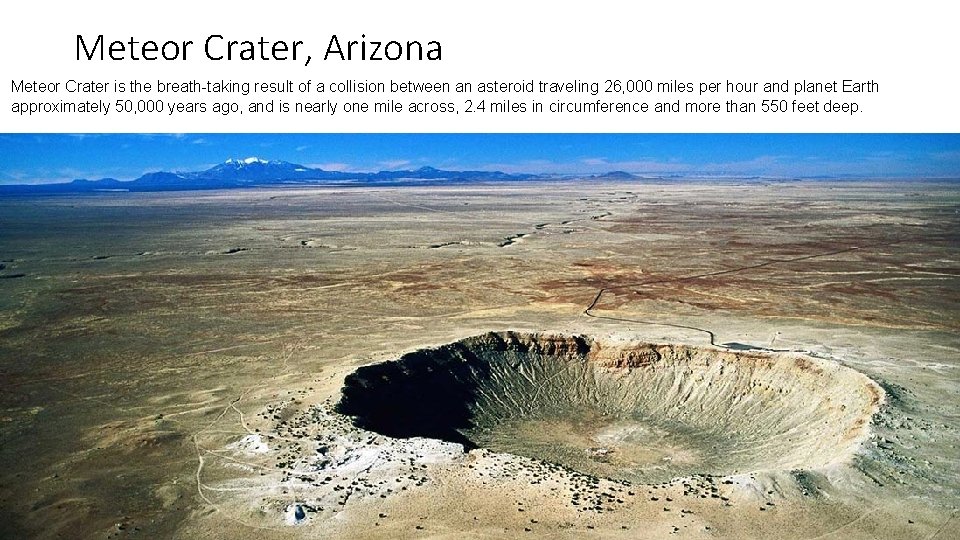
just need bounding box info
[1,160,944,194]
[0,158,556,194]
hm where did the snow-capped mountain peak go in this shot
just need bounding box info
[224,157,268,166]
[1,159,534,194]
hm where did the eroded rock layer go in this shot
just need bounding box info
[338,332,883,482]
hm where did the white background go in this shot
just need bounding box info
[1,1,955,132]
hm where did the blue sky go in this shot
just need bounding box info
[0,134,958,184]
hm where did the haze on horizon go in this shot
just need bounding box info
[0,133,958,185]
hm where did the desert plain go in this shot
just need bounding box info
[0,179,957,538]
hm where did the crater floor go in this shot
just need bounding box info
[1,181,957,539]
[338,332,884,483]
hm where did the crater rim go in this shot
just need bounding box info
[336,330,885,483]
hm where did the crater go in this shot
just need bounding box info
[337,331,883,483]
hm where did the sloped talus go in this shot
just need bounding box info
[337,332,883,482]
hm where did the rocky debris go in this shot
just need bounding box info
[338,331,884,483]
